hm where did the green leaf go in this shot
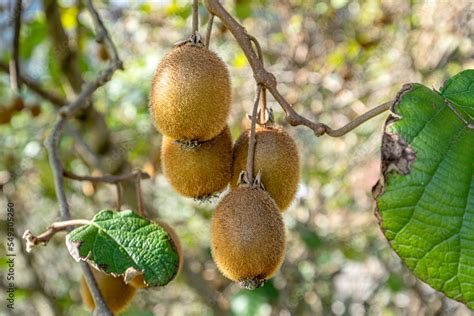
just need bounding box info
[66,210,180,287]
[373,70,474,308]
[440,70,474,119]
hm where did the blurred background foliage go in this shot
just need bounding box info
[0,0,473,315]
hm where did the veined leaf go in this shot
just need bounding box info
[66,210,180,287]
[373,70,474,308]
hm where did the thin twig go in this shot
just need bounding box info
[205,13,214,48]
[248,34,263,65]
[135,173,147,217]
[45,116,71,220]
[60,65,122,118]
[204,0,392,137]
[0,62,67,106]
[41,1,123,314]
[246,86,262,184]
[23,219,91,252]
[85,0,122,65]
[115,183,122,211]
[63,170,150,183]
[192,0,199,35]
[10,0,22,92]
[324,100,394,137]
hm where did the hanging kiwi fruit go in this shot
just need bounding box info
[145,1,301,293]
[161,126,233,199]
[149,43,232,142]
[211,186,286,289]
[80,266,136,313]
[231,125,300,211]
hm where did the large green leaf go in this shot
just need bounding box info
[66,210,180,287]
[373,70,474,308]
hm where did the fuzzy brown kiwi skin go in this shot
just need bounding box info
[149,44,232,142]
[211,187,286,289]
[80,266,136,313]
[161,126,233,198]
[129,219,183,289]
[231,125,300,211]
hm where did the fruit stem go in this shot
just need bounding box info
[192,0,199,35]
[259,88,267,124]
[135,172,148,218]
[238,277,265,290]
[116,183,122,211]
[205,13,214,48]
[246,85,263,184]
[247,35,269,125]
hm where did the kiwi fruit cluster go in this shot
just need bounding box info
[150,42,233,199]
[148,37,300,289]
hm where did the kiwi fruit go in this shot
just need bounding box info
[149,44,231,141]
[231,125,300,210]
[80,266,136,313]
[211,186,286,289]
[129,219,183,289]
[161,126,233,198]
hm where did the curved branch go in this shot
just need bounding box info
[324,100,393,137]
[42,1,123,315]
[204,0,392,137]
[23,219,90,252]
[85,0,122,67]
